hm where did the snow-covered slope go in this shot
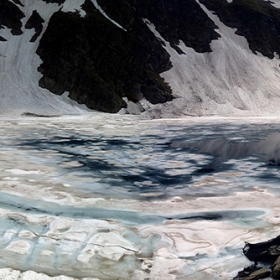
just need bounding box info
[0,0,88,116]
[2,0,280,117]
[143,0,280,118]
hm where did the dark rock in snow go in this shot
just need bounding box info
[233,265,271,280]
[36,0,174,112]
[3,0,280,114]
[25,10,45,42]
[11,0,24,7]
[243,236,280,263]
[0,0,24,35]
[236,235,280,279]
[98,0,220,53]
[199,0,280,59]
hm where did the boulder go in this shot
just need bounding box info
[236,235,280,279]
[234,266,271,280]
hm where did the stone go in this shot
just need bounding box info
[25,10,45,42]
[236,235,280,279]
[243,236,280,263]
[272,256,280,278]
[234,266,271,280]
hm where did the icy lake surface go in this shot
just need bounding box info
[0,114,280,279]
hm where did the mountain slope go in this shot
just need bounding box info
[2,0,280,117]
[149,0,280,117]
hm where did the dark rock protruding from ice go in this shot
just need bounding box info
[235,235,280,279]
[243,236,280,263]
[11,0,24,7]
[234,266,271,280]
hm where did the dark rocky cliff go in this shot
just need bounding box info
[36,0,171,112]
[36,0,221,112]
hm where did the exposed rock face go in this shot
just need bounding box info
[3,0,280,114]
[234,266,271,280]
[25,10,44,42]
[199,0,280,58]
[36,0,178,112]
[98,0,220,53]
[235,235,280,279]
[0,0,24,35]
[35,0,222,112]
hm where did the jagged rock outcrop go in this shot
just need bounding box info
[25,10,44,42]
[98,0,220,53]
[0,0,24,35]
[234,266,271,280]
[36,0,175,112]
[235,235,280,279]
[200,0,280,58]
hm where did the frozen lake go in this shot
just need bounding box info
[0,114,280,279]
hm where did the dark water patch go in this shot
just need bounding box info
[13,133,196,199]
[193,167,215,174]
[170,210,268,229]
[170,209,265,222]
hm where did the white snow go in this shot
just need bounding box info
[143,1,280,118]
[0,0,89,117]
[264,0,280,8]
[61,0,87,17]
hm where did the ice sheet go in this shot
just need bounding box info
[0,115,279,279]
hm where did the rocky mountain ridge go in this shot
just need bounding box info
[2,0,280,116]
